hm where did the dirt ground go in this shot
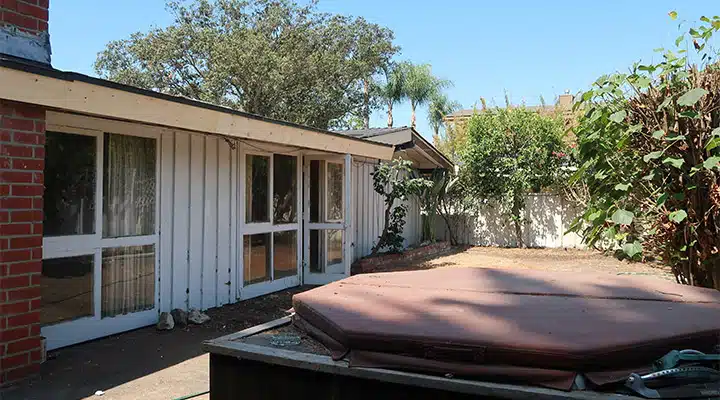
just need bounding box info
[401,246,674,278]
[2,247,673,400]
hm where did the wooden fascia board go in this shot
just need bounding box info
[410,130,453,169]
[0,66,395,160]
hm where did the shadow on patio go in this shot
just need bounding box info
[3,287,311,400]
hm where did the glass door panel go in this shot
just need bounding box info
[40,255,94,326]
[303,156,348,284]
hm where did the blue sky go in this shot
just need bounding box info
[49,1,715,139]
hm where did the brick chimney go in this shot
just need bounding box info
[1,0,49,387]
[0,0,51,64]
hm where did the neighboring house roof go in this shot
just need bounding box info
[334,126,453,170]
[447,105,556,118]
[0,53,395,160]
[444,94,575,124]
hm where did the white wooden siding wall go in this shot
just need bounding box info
[350,161,425,262]
[402,186,423,247]
[434,193,584,248]
[159,131,238,312]
[351,161,384,261]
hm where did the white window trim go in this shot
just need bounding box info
[41,119,161,349]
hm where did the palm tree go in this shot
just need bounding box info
[427,93,461,140]
[377,63,406,127]
[402,63,451,128]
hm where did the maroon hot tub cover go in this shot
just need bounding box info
[292,268,720,390]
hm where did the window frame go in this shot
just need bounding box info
[239,148,302,296]
[41,118,160,349]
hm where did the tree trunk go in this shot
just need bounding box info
[362,79,370,129]
[440,212,457,246]
[387,102,394,127]
[410,102,417,128]
[512,195,524,248]
[439,201,457,246]
[370,201,393,256]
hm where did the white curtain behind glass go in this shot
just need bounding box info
[101,133,157,317]
[103,133,156,237]
[102,245,155,317]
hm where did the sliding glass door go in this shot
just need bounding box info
[42,128,159,350]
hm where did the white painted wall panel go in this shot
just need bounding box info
[158,132,175,312]
[158,132,238,312]
[171,133,191,311]
[202,137,219,310]
[188,135,205,309]
[216,142,233,306]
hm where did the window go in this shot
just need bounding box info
[244,233,271,285]
[273,230,297,279]
[327,230,343,266]
[246,155,270,223]
[326,162,343,221]
[242,152,299,287]
[101,245,155,317]
[44,132,96,236]
[41,255,94,326]
[103,134,156,237]
[309,160,321,223]
[273,155,297,224]
[42,127,159,330]
[309,230,321,273]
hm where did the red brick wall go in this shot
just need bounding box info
[0,0,50,34]
[351,242,452,275]
[0,100,45,386]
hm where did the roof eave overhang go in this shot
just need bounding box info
[408,128,454,170]
[0,65,395,160]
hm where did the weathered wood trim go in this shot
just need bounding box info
[204,319,635,400]
[0,66,395,160]
[207,315,293,343]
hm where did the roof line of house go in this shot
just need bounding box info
[407,126,454,169]
[335,126,454,170]
[0,53,394,151]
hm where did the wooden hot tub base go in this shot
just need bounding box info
[209,352,481,400]
[203,316,640,400]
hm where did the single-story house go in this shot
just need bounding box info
[0,2,450,385]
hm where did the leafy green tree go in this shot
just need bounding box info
[428,93,461,143]
[434,122,467,164]
[370,159,433,255]
[95,0,398,130]
[462,108,567,247]
[569,13,720,289]
[401,62,451,128]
